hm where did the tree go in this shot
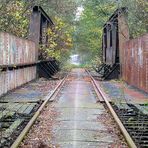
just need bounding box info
[73,0,148,65]
[40,17,73,63]
[0,0,77,64]
[73,0,116,64]
[120,0,148,37]
[0,0,147,66]
[0,0,31,37]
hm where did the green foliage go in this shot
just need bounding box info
[0,0,78,37]
[0,0,76,68]
[74,0,148,66]
[91,56,102,67]
[119,0,148,38]
[40,17,73,65]
[0,0,31,37]
[73,0,116,65]
[34,0,79,23]
[0,0,147,69]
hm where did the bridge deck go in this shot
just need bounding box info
[50,69,126,147]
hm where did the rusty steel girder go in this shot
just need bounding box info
[122,34,148,93]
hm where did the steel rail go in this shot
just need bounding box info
[11,74,68,148]
[86,70,137,148]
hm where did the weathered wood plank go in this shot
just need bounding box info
[24,103,36,114]
[17,104,30,114]
[3,119,24,138]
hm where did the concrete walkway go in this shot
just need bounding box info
[52,69,126,148]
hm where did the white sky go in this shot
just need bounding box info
[75,6,84,20]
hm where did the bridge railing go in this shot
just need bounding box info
[0,32,37,97]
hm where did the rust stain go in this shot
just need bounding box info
[122,34,148,93]
[0,67,36,97]
[0,32,37,97]
[0,32,36,66]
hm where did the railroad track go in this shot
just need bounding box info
[10,76,67,148]
[12,69,128,148]
[87,70,148,148]
[0,76,67,148]
[1,69,147,148]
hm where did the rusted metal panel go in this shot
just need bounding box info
[102,8,128,66]
[118,10,129,77]
[0,66,36,97]
[106,25,112,65]
[122,34,148,92]
[0,32,36,66]
[102,29,107,63]
[112,24,117,64]
[28,6,54,60]
[28,10,41,47]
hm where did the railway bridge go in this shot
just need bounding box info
[0,5,147,148]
